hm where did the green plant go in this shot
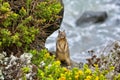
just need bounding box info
[0,0,38,52]
[29,49,120,80]
[0,0,62,54]
[22,67,30,73]
[33,0,62,24]
[30,49,55,66]
[30,49,67,79]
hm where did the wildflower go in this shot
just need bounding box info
[86,76,92,79]
[85,69,91,74]
[94,64,98,68]
[75,75,79,80]
[84,79,90,80]
[85,76,92,80]
[60,73,65,77]
[55,60,61,65]
[95,76,99,80]
[67,70,71,76]
[78,70,83,75]
[44,53,50,58]
[62,67,68,72]
[58,77,66,80]
[56,67,60,73]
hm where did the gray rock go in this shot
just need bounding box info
[76,11,108,26]
[0,54,4,60]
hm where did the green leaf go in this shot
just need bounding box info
[22,67,30,73]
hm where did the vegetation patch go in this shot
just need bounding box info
[0,0,62,55]
[0,0,120,80]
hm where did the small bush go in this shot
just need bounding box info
[1,49,120,80]
[34,0,62,22]
[0,0,62,54]
[30,49,120,80]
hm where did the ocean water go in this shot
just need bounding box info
[45,0,120,63]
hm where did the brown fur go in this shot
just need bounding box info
[56,30,71,66]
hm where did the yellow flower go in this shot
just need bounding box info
[60,73,65,77]
[84,76,92,80]
[95,76,99,80]
[67,70,71,76]
[58,77,66,80]
[84,79,90,80]
[86,76,92,79]
[85,69,91,74]
[75,75,79,80]
[94,64,98,67]
[55,61,61,65]
[44,53,50,58]
[62,67,68,72]
[78,70,83,75]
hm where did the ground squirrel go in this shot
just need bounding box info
[56,30,71,66]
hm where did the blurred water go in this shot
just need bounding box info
[45,0,120,63]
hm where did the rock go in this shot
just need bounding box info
[1,53,34,80]
[0,69,4,80]
[0,53,5,61]
[76,11,108,26]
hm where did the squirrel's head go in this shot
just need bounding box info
[58,30,66,39]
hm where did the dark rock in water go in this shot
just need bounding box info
[76,11,108,26]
